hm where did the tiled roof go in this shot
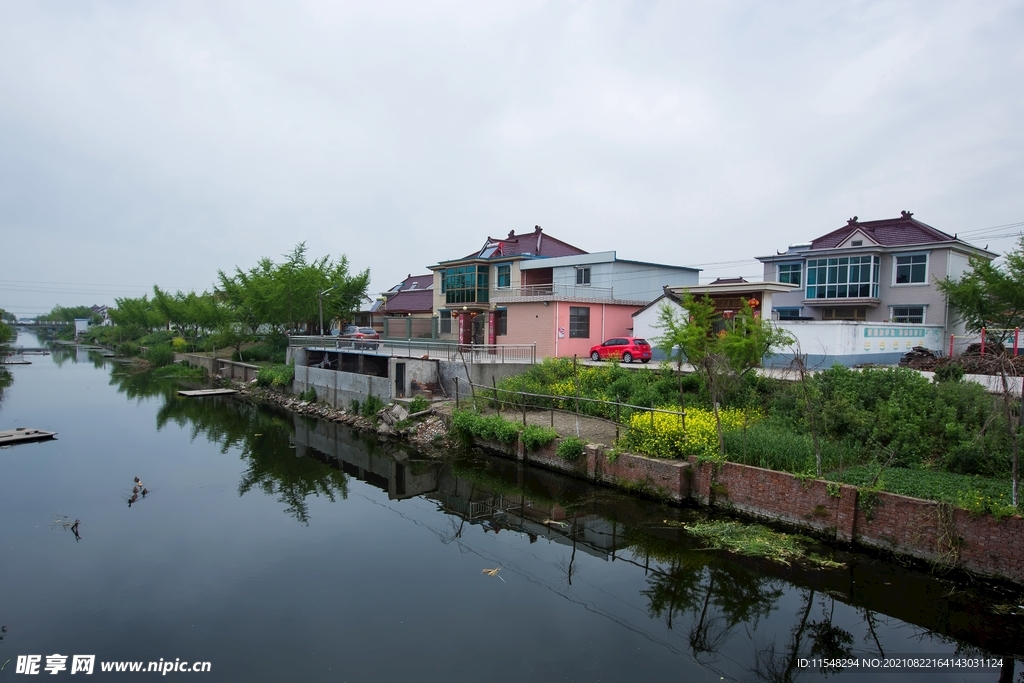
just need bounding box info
[458,226,587,261]
[810,212,954,250]
[383,289,434,315]
[387,274,433,293]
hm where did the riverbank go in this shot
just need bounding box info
[221,376,1024,588]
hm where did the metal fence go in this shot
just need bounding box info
[454,377,685,440]
[289,335,537,364]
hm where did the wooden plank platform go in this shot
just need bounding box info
[177,389,239,397]
[0,428,57,445]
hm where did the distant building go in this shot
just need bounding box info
[381,274,434,317]
[750,212,997,366]
[428,225,700,356]
[755,212,994,334]
[632,279,798,359]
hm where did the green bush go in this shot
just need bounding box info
[451,409,521,444]
[556,437,587,461]
[361,394,385,418]
[139,331,175,347]
[409,395,430,414]
[145,344,175,368]
[933,363,965,384]
[521,425,558,451]
[349,399,360,415]
[256,364,295,389]
[300,387,317,402]
[117,341,141,358]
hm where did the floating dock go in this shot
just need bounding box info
[177,389,239,397]
[0,428,57,445]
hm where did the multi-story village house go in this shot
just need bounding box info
[756,212,995,335]
[428,225,700,357]
[750,211,997,365]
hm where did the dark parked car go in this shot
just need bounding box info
[589,337,652,363]
[341,325,380,350]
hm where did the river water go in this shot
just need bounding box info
[1,330,1021,682]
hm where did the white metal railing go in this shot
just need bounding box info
[288,336,537,364]
[490,283,615,301]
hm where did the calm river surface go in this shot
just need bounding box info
[1,330,1021,682]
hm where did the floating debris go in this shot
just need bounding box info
[482,567,506,583]
[543,519,569,528]
[683,520,845,568]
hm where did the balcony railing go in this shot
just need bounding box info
[491,283,615,302]
[289,336,537,364]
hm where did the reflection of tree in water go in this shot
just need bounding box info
[751,591,855,682]
[633,534,784,661]
[109,368,178,402]
[109,365,350,525]
[0,368,12,409]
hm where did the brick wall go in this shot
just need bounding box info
[463,432,1024,584]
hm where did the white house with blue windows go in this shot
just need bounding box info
[756,211,995,365]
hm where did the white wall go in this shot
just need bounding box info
[769,321,945,368]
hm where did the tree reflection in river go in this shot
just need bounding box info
[634,535,784,663]
[109,366,348,524]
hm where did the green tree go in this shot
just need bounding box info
[216,243,369,335]
[655,292,791,456]
[938,236,1024,345]
[152,288,225,351]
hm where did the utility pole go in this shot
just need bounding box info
[318,285,337,337]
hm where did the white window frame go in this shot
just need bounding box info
[575,267,591,286]
[890,305,926,324]
[893,253,929,286]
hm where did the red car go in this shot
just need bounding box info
[589,337,652,363]
[341,325,380,350]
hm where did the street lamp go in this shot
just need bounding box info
[318,285,337,337]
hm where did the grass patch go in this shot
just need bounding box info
[683,520,843,568]
[556,437,587,461]
[828,466,1020,516]
[152,363,207,380]
[256,363,294,389]
[722,418,864,474]
[521,424,558,451]
[408,395,430,414]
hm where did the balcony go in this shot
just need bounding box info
[490,283,618,303]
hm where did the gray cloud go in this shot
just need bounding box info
[1,0,1022,315]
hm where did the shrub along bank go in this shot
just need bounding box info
[495,360,1020,514]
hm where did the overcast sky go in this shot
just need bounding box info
[2,0,1022,317]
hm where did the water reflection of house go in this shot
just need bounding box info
[290,414,625,558]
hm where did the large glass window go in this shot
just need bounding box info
[495,264,511,289]
[444,266,489,305]
[569,307,590,338]
[805,256,880,299]
[895,254,927,284]
[778,264,802,286]
[891,306,925,323]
